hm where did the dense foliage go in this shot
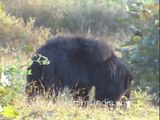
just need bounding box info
[1,0,133,39]
[120,1,159,95]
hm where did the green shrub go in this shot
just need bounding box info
[120,1,159,97]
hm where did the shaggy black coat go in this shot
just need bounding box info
[26,36,132,102]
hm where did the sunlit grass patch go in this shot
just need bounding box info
[7,90,157,120]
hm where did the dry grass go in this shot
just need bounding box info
[10,91,159,120]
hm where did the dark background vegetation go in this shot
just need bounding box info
[0,0,159,119]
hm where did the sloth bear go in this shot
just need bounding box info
[26,36,132,103]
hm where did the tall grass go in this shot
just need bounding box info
[0,10,51,56]
[1,0,132,40]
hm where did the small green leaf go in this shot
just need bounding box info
[132,36,141,43]
[27,69,32,75]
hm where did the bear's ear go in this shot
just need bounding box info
[125,74,132,89]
